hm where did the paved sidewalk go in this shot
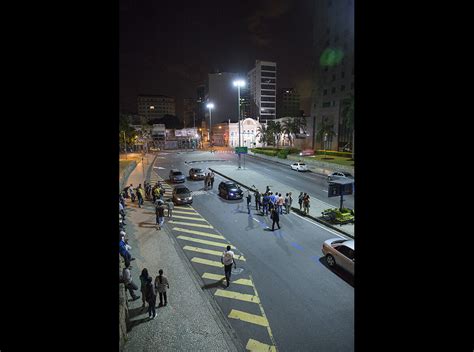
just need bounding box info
[122,155,242,352]
[209,164,355,238]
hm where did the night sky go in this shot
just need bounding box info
[120,0,314,117]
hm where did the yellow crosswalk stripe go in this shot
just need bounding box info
[173,209,198,215]
[228,309,269,327]
[173,227,225,240]
[246,339,277,352]
[202,273,253,286]
[214,289,260,304]
[176,235,234,249]
[169,221,214,229]
[183,246,245,261]
[191,257,223,268]
[172,215,208,222]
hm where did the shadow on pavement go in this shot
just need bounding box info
[127,316,150,332]
[201,279,226,290]
[138,222,157,228]
[128,306,147,320]
[318,257,354,287]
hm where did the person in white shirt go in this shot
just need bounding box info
[221,245,236,287]
[122,262,140,301]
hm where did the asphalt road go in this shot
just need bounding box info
[153,150,354,351]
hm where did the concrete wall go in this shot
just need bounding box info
[119,257,129,351]
[119,161,138,192]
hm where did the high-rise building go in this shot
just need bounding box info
[137,95,176,122]
[248,60,277,121]
[196,84,207,125]
[183,98,196,128]
[277,88,300,118]
[309,0,354,151]
[207,72,239,124]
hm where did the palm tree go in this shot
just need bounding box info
[256,124,268,146]
[341,94,354,159]
[316,119,336,156]
[282,119,296,147]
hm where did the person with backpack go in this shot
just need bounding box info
[221,246,236,287]
[145,276,157,319]
[155,269,170,307]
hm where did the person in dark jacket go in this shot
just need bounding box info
[139,268,150,309]
[246,192,252,214]
[145,277,157,319]
[254,190,261,211]
[271,207,281,231]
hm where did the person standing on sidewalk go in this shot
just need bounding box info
[303,194,311,215]
[298,192,304,211]
[155,269,170,307]
[204,173,209,190]
[262,192,270,216]
[254,189,261,211]
[145,277,157,319]
[166,199,174,218]
[136,184,144,208]
[210,172,215,189]
[288,192,293,214]
[155,200,165,230]
[246,191,252,214]
[284,193,290,214]
[122,263,140,301]
[271,206,281,231]
[221,246,236,287]
[139,268,150,309]
[129,184,136,202]
[277,193,284,215]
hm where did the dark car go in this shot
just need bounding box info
[169,169,186,183]
[218,181,243,200]
[172,185,193,205]
[189,167,206,180]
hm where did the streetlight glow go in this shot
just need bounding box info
[233,79,245,87]
[206,103,214,109]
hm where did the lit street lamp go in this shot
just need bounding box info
[206,102,214,148]
[233,79,245,168]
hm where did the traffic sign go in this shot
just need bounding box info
[235,147,248,154]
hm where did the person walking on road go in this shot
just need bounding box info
[122,262,140,301]
[155,269,170,307]
[298,192,304,211]
[277,193,284,215]
[204,173,210,190]
[271,206,281,231]
[246,191,252,214]
[139,268,150,309]
[221,245,236,287]
[145,277,157,319]
[262,193,270,216]
[210,172,215,189]
[166,199,174,218]
[155,200,165,230]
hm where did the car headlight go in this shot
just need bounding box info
[229,192,234,195]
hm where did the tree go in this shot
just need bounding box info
[316,118,336,153]
[267,121,282,147]
[341,94,354,159]
[256,124,268,146]
[281,119,295,147]
[119,113,138,151]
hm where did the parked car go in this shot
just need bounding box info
[169,169,186,183]
[327,171,354,182]
[189,167,206,180]
[299,149,315,156]
[321,238,355,275]
[218,181,243,200]
[290,162,308,172]
[172,185,193,205]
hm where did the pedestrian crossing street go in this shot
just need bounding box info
[150,170,277,352]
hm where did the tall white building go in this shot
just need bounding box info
[248,60,277,121]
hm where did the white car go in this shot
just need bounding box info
[290,162,308,172]
[327,171,354,182]
[322,238,355,275]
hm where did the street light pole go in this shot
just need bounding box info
[206,103,214,149]
[233,79,245,169]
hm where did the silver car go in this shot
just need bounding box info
[172,185,193,205]
[328,171,354,182]
[169,169,186,183]
[189,167,206,180]
[321,238,355,275]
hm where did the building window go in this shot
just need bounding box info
[261,65,276,71]
[341,85,345,91]
[331,87,336,94]
[323,89,328,96]
[322,101,331,108]
[261,78,276,84]
[261,84,275,90]
[262,90,275,95]
[261,71,276,77]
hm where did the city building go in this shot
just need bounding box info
[309,0,354,151]
[277,88,301,118]
[248,60,277,121]
[206,72,240,124]
[137,95,176,122]
[228,118,264,148]
[196,84,207,125]
[183,98,196,128]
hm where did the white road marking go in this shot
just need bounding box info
[291,212,351,239]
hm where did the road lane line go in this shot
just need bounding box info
[228,309,269,327]
[214,289,260,304]
[246,339,277,352]
[184,246,246,261]
[173,227,225,240]
[171,215,208,222]
[191,257,223,268]
[176,235,234,249]
[172,209,198,215]
[169,221,214,229]
[291,213,350,239]
[202,273,253,287]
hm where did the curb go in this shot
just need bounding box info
[209,167,354,239]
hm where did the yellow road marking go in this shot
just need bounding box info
[215,289,260,304]
[173,209,198,215]
[170,221,214,229]
[173,227,225,240]
[228,309,269,327]
[191,257,223,268]
[183,245,245,260]
[250,274,277,349]
[176,235,234,249]
[202,273,253,286]
[246,339,277,352]
[172,215,208,222]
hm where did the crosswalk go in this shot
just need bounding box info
[149,168,277,352]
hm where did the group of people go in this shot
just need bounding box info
[203,172,215,190]
[122,183,145,208]
[138,268,170,319]
[298,192,311,215]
